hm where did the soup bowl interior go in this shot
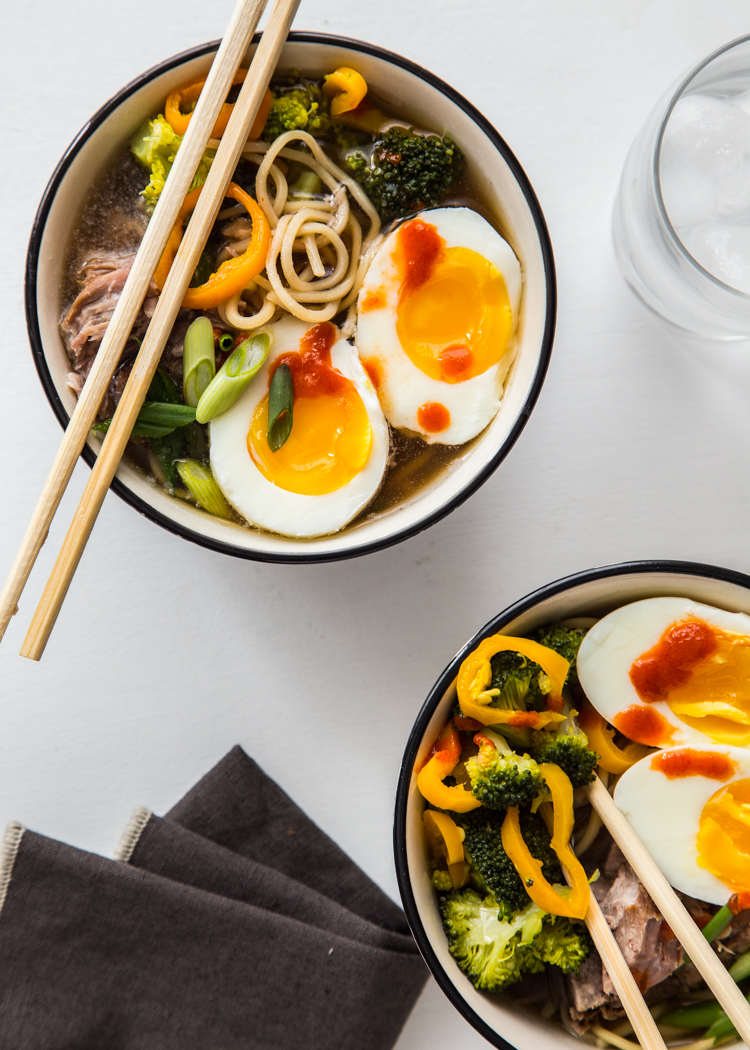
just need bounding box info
[394,560,750,1050]
[28,34,554,562]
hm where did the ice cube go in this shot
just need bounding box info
[681,222,750,292]
[660,164,716,228]
[661,94,750,221]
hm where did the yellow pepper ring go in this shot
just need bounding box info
[578,700,650,775]
[165,70,273,140]
[500,764,590,920]
[416,751,482,813]
[423,810,465,867]
[153,182,271,311]
[323,66,368,116]
[456,635,570,728]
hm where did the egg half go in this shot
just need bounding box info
[615,745,750,904]
[209,316,388,537]
[577,597,750,749]
[355,207,522,445]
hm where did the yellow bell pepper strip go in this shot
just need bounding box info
[423,810,469,889]
[323,67,368,116]
[500,763,590,920]
[165,70,273,140]
[456,635,570,730]
[416,721,482,814]
[577,699,650,775]
[153,182,271,311]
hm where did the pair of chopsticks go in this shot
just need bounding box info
[578,776,750,1050]
[0,0,300,659]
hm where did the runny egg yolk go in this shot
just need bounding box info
[697,777,750,893]
[246,322,372,497]
[629,619,750,746]
[393,217,513,384]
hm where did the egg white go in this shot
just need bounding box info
[576,597,750,748]
[355,206,522,445]
[209,316,389,538]
[614,744,750,904]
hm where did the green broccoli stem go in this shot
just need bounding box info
[289,170,322,197]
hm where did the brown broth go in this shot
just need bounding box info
[59,95,509,537]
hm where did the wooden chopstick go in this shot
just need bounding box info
[0,0,269,646]
[584,892,667,1050]
[20,0,301,660]
[539,800,667,1050]
[585,774,750,1046]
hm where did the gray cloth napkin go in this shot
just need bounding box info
[0,747,427,1049]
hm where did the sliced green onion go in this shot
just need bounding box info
[93,401,196,438]
[183,316,215,407]
[659,1002,724,1029]
[218,332,235,353]
[702,905,734,945]
[195,331,270,424]
[148,365,182,405]
[176,460,231,519]
[729,947,750,983]
[150,430,185,490]
[683,903,737,968]
[704,997,750,1045]
[699,948,750,1044]
[267,362,293,452]
[183,420,207,462]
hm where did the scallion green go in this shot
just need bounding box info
[702,904,734,945]
[218,332,235,353]
[267,362,293,452]
[150,430,184,490]
[176,460,231,519]
[195,331,270,424]
[148,365,182,404]
[183,315,215,407]
[93,401,196,438]
[659,1002,723,1029]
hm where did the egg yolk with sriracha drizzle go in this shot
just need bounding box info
[247,322,372,496]
[697,777,750,893]
[629,619,750,746]
[392,217,513,384]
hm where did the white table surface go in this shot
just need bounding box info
[3,1,750,1045]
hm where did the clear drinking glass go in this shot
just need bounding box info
[614,35,750,339]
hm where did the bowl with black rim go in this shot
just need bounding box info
[27,32,555,563]
[393,559,750,1049]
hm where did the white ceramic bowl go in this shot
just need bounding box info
[394,560,750,1050]
[27,34,556,563]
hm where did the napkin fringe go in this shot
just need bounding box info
[113,807,152,863]
[0,821,25,917]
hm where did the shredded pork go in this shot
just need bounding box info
[59,250,193,417]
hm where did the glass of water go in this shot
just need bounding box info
[614,35,750,339]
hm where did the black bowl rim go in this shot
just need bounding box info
[393,558,750,1050]
[25,31,557,564]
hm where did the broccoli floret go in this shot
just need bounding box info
[345,128,462,221]
[451,808,562,913]
[440,888,590,992]
[533,624,588,685]
[263,83,330,142]
[530,720,598,789]
[489,649,550,713]
[465,732,545,809]
[487,623,589,716]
